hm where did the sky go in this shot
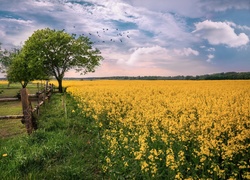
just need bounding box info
[0,0,250,78]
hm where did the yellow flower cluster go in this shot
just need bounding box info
[0,80,8,85]
[64,80,250,179]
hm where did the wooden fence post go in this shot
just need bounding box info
[51,83,54,92]
[21,88,34,134]
[45,81,49,90]
[37,82,39,93]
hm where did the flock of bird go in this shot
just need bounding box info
[74,26,131,44]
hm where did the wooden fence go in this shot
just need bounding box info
[0,82,54,134]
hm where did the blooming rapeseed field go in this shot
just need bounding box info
[0,80,8,85]
[64,80,249,179]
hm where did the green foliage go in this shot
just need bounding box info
[0,44,18,74]
[20,28,103,92]
[7,50,48,88]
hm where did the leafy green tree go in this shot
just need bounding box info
[19,28,103,92]
[0,44,15,74]
[7,49,48,88]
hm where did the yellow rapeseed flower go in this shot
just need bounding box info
[63,80,250,179]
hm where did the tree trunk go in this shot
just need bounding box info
[58,78,63,93]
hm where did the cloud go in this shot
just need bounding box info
[207,47,215,52]
[226,21,250,31]
[126,0,204,18]
[124,46,199,66]
[173,48,199,56]
[193,20,249,47]
[89,46,214,77]
[126,0,250,18]
[113,45,215,76]
[0,0,193,49]
[126,46,168,65]
[201,0,250,12]
[89,1,191,47]
[206,54,214,63]
[0,17,42,48]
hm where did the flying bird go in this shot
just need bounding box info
[89,27,132,45]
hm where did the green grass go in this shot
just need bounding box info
[0,101,22,115]
[0,93,103,179]
[0,119,26,138]
[0,82,40,98]
[0,83,21,98]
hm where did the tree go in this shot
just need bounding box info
[0,44,14,74]
[7,49,49,88]
[19,28,103,92]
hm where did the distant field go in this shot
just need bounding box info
[0,81,40,97]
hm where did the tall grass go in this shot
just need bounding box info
[0,93,102,179]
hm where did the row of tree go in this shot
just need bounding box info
[0,28,103,92]
[61,71,250,80]
[185,72,250,80]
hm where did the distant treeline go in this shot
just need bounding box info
[79,72,250,80]
[1,72,250,81]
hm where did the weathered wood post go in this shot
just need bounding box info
[37,82,40,93]
[45,81,49,90]
[48,83,52,101]
[36,92,40,117]
[42,82,46,106]
[36,83,40,113]
[20,88,33,134]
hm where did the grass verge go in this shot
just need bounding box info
[0,93,102,179]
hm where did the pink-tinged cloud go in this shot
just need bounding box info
[124,46,199,65]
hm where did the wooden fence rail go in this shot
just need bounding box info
[0,82,54,134]
[0,115,24,120]
[0,98,19,102]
